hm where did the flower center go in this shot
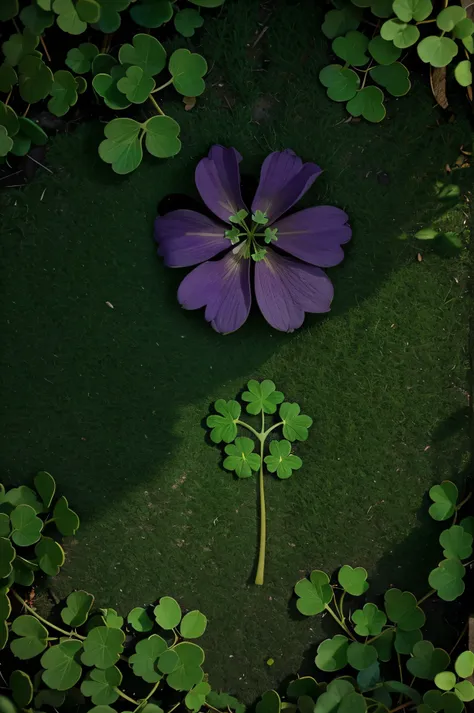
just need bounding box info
[225,209,279,261]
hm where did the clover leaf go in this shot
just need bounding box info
[346,86,386,122]
[9,116,47,157]
[12,557,36,586]
[322,6,361,39]
[98,117,140,173]
[53,496,80,536]
[2,30,38,66]
[0,63,17,93]
[223,437,260,478]
[314,680,354,713]
[116,66,155,103]
[357,661,381,692]
[294,570,332,615]
[381,19,420,48]
[279,403,312,441]
[393,0,432,22]
[0,513,10,537]
[18,55,53,103]
[371,63,411,96]
[75,75,87,94]
[437,6,466,32]
[186,682,212,712]
[0,126,12,157]
[166,642,205,691]
[332,30,370,67]
[368,36,402,65]
[395,628,422,655]
[429,559,465,601]
[406,641,450,680]
[454,60,472,87]
[158,649,180,675]
[418,36,458,67]
[384,589,426,630]
[0,537,15,578]
[455,680,474,702]
[10,504,43,546]
[100,608,123,629]
[20,3,54,34]
[264,440,302,479]
[11,615,48,659]
[33,471,56,510]
[434,671,456,691]
[169,48,207,96]
[35,536,65,576]
[315,635,349,672]
[93,67,131,110]
[455,651,474,678]
[338,565,369,596]
[429,481,458,520]
[41,640,83,690]
[61,591,94,627]
[130,0,173,28]
[128,606,154,632]
[81,627,125,669]
[453,18,474,39]
[92,0,128,32]
[92,53,116,76]
[129,634,167,683]
[440,525,473,560]
[175,8,204,37]
[373,629,395,661]
[143,115,181,158]
[352,603,387,636]
[207,399,241,443]
[81,666,121,705]
[154,596,182,629]
[0,0,19,21]
[119,34,166,77]
[66,42,98,74]
[10,670,33,709]
[48,70,78,117]
[286,677,322,699]
[52,0,87,34]
[242,379,284,415]
[347,642,378,671]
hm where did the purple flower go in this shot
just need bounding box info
[155,146,351,333]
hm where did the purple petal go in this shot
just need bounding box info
[155,210,228,267]
[252,150,322,224]
[273,206,351,267]
[178,247,251,333]
[254,250,334,332]
[195,145,247,224]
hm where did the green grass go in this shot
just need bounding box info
[0,0,472,702]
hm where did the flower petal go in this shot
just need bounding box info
[273,206,351,267]
[155,209,228,267]
[178,247,251,333]
[254,250,334,332]
[195,145,247,224]
[251,150,322,224]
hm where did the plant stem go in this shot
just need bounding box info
[397,652,403,683]
[149,94,165,116]
[388,704,413,713]
[40,36,51,63]
[22,104,30,118]
[12,590,85,640]
[255,412,266,585]
[116,688,139,706]
[417,589,436,606]
[456,493,472,510]
[366,626,395,645]
[5,90,12,106]
[416,18,436,23]
[144,680,161,702]
[262,421,284,440]
[449,621,468,656]
[168,704,180,713]
[339,591,346,624]
[324,604,356,640]
[152,78,174,93]
[236,420,260,439]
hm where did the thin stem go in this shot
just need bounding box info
[360,60,373,90]
[40,36,51,63]
[12,591,85,640]
[397,652,403,683]
[417,589,436,607]
[388,704,413,713]
[367,626,395,645]
[115,688,139,706]
[449,621,468,656]
[456,493,472,511]
[168,704,180,713]
[22,104,30,118]
[324,604,356,640]
[44,518,55,526]
[236,419,261,439]
[5,90,12,106]
[255,411,266,585]
[416,18,436,23]
[152,78,174,94]
[339,591,346,624]
[144,680,161,702]
[262,421,284,439]
[149,94,165,116]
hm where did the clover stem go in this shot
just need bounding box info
[416,18,436,23]
[43,518,55,526]
[149,94,165,116]
[22,104,30,118]
[339,591,346,624]
[456,492,472,511]
[416,589,436,607]
[236,419,261,439]
[116,688,139,706]
[449,621,468,656]
[168,703,181,713]
[324,604,356,640]
[11,590,86,640]
[255,412,267,586]
[397,652,403,684]
[5,90,12,106]
[152,78,175,93]
[262,421,284,440]
[40,36,51,63]
[366,626,395,645]
[144,680,161,702]
[387,704,413,713]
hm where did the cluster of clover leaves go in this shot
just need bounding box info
[206,380,312,586]
[250,480,474,713]
[0,0,226,175]
[320,0,473,122]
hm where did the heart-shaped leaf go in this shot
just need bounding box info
[346,86,386,122]
[34,471,55,510]
[429,559,465,601]
[393,0,432,22]
[0,126,12,157]
[52,0,87,33]
[371,62,411,96]
[10,504,43,546]
[314,679,354,712]
[368,36,402,64]
[264,440,302,479]
[2,30,38,66]
[319,64,360,101]
[0,513,10,537]
[128,606,154,632]
[18,55,53,103]
[338,693,367,713]
[332,30,370,66]
[338,565,369,595]
[381,19,420,48]
[76,0,100,22]
[100,608,123,629]
[347,641,378,671]
[207,399,241,443]
[81,626,125,669]
[166,642,205,691]
[352,603,387,636]
[48,69,78,117]
[94,0,129,32]
[169,48,207,96]
[180,610,207,639]
[406,641,450,680]
[158,648,180,674]
[429,481,458,520]
[373,629,394,661]
[186,682,212,712]
[223,437,260,478]
[434,671,456,691]
[92,53,116,76]
[61,591,94,627]
[117,65,154,103]
[322,6,362,39]
[20,3,54,34]
[35,536,65,575]
[10,670,33,708]
[129,635,167,683]
[11,615,48,659]
[0,0,19,21]
[454,680,474,702]
[154,596,182,630]
[0,102,19,140]
[395,628,422,655]
[357,661,381,691]
[0,537,15,578]
[242,380,284,415]
[119,34,166,77]
[315,635,349,671]
[0,63,18,93]
[417,36,458,67]
[455,651,474,678]
[93,67,131,110]
[143,115,181,158]
[130,0,173,28]
[66,42,98,74]
[53,496,80,536]
[279,403,312,441]
[437,6,466,31]
[440,525,473,560]
[454,59,472,86]
[286,677,322,699]
[75,75,87,93]
[81,666,121,705]
[41,640,83,690]
[385,681,421,703]
[384,589,425,630]
[255,690,281,713]
[294,570,332,615]
[175,8,204,37]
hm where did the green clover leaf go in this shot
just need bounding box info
[12,557,36,586]
[81,626,125,669]
[294,570,332,615]
[2,30,38,66]
[0,102,19,139]
[35,536,65,576]
[454,680,474,702]
[437,6,466,32]
[256,690,281,713]
[180,611,207,639]
[116,65,155,103]
[81,666,121,705]
[0,126,13,157]
[287,677,322,699]
[75,75,87,93]
[0,537,14,579]
[384,589,426,630]
[453,18,474,39]
[314,680,354,712]
[18,55,53,103]
[0,513,10,537]
[0,63,18,93]
[129,634,167,683]
[384,682,421,704]
[76,0,100,22]
[94,0,130,32]
[338,565,369,596]
[395,628,422,655]
[98,118,141,174]
[20,3,54,34]
[128,606,154,632]
[9,116,47,157]
[264,440,302,479]
[346,86,386,122]
[315,635,349,672]
[10,670,33,709]
[53,496,80,535]
[66,42,98,74]
[322,6,361,39]
[61,590,94,627]
[428,481,458,520]
[100,608,124,629]
[434,671,456,691]
[357,661,381,692]
[370,62,411,96]
[368,36,402,65]
[207,399,241,443]
[34,471,56,510]
[11,615,48,659]
[279,402,312,441]
[48,69,78,117]
[428,559,465,601]
[417,36,458,67]
[166,642,205,691]
[41,640,83,690]
[242,379,284,415]
[347,641,378,671]
[352,603,387,636]
[52,0,87,34]
[130,0,172,27]
[175,8,204,37]
[223,437,260,478]
[169,48,207,96]
[0,0,19,21]
[421,689,444,711]
[455,651,474,678]
[381,19,420,48]
[373,629,395,661]
[158,650,179,675]
[252,210,269,225]
[454,60,472,87]
[406,641,450,680]
[229,209,248,224]
[439,525,473,560]
[93,67,131,110]
[186,682,211,712]
[119,34,166,77]
[393,0,432,22]
[264,227,278,244]
[332,30,370,67]
[143,115,181,158]
[92,53,117,76]
[10,504,43,546]
[154,596,182,630]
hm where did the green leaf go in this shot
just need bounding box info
[394,628,422,655]
[428,559,465,601]
[393,0,432,22]
[10,504,43,546]
[130,0,172,27]
[294,570,332,615]
[0,63,17,93]
[129,634,167,682]
[286,677,322,700]
[352,603,386,636]
[154,596,182,629]
[169,48,207,96]
[41,640,83,690]
[34,690,66,709]
[81,626,125,669]
[370,62,411,96]
[37,0,52,8]
[180,610,207,639]
[454,60,472,87]
[347,642,378,671]
[223,437,260,478]
[357,661,381,691]
[53,496,80,536]
[12,557,35,586]
[256,690,281,713]
[319,64,359,101]
[422,689,444,711]
[127,606,154,632]
[93,67,131,110]
[10,670,33,708]
[280,403,312,441]
[442,692,464,713]
[338,565,369,596]
[380,19,420,48]
[0,538,14,579]
[77,0,100,22]
[34,471,56,509]
[11,615,48,659]
[314,679,354,712]
[66,43,99,74]
[100,608,123,629]
[18,55,53,104]
[455,651,474,678]
[188,0,225,5]
[0,102,19,137]
[264,440,302,479]
[440,525,473,560]
[35,536,65,575]
[0,514,9,537]
[20,3,54,34]
[175,8,204,37]
[338,693,367,713]
[94,0,130,32]
[18,116,47,145]
[0,126,12,157]
[186,682,212,712]
[48,69,78,117]
[406,641,450,680]
[92,53,117,75]
[434,671,456,691]
[332,30,370,66]
[166,641,205,691]
[346,86,386,122]
[143,115,181,158]
[207,399,241,443]
[415,227,438,240]
[81,666,122,705]
[384,589,425,630]
[437,6,466,32]
[119,34,166,77]
[252,210,269,225]
[158,648,180,674]
[0,0,19,21]
[454,680,474,702]
[385,681,420,703]
[453,17,474,39]
[61,590,94,627]
[368,36,402,65]
[2,30,38,66]
[322,6,361,39]
[429,482,458,520]
[373,628,394,662]
[242,379,284,415]
[417,36,458,67]
[75,75,87,93]
[52,0,87,34]
[315,635,349,671]
[117,65,155,103]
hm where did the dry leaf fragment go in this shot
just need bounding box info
[417,253,423,262]
[182,96,196,111]
[430,66,448,109]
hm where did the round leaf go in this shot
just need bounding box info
[264,440,302,479]
[77,0,100,22]
[395,628,422,655]
[119,34,167,77]
[0,126,12,157]
[434,671,456,691]
[93,67,131,110]
[406,641,450,680]
[357,661,381,692]
[428,559,465,601]
[455,651,474,678]
[10,671,33,708]
[166,642,205,691]
[100,608,123,629]
[81,626,125,669]
[92,53,117,76]
[453,18,474,39]
[429,481,458,520]
[0,63,18,93]
[417,36,458,67]
[393,0,433,22]
[180,610,207,639]
[41,640,83,690]
[35,536,65,575]
[117,65,155,103]
[279,403,312,441]
[75,75,87,93]
[370,62,411,96]
[352,603,386,636]
[315,635,349,672]
[94,0,130,33]
[11,615,48,659]
[34,471,56,509]
[322,6,361,39]
[186,682,212,713]
[373,629,394,661]
[439,525,473,560]
[154,596,182,629]
[347,642,378,671]
[338,565,369,596]
[381,19,420,48]
[368,36,402,65]
[81,666,121,705]
[169,49,207,96]
[224,437,260,478]
[20,3,54,34]
[0,0,19,21]
[130,0,173,28]
[158,648,180,674]
[52,0,87,34]
[18,116,47,145]
[454,59,472,87]
[53,496,80,535]
[175,8,204,37]
[294,570,332,615]
[454,680,474,702]
[129,634,167,683]
[319,64,360,101]
[338,693,367,713]
[10,504,43,546]
[0,513,10,537]
[48,69,78,117]
[346,86,386,122]
[128,606,154,632]
[332,30,370,66]
[18,55,53,103]
[2,30,38,67]
[61,590,94,627]
[437,6,466,31]
[66,43,99,74]
[0,538,13,579]
[384,588,425,630]
[143,115,181,158]
[314,679,354,711]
